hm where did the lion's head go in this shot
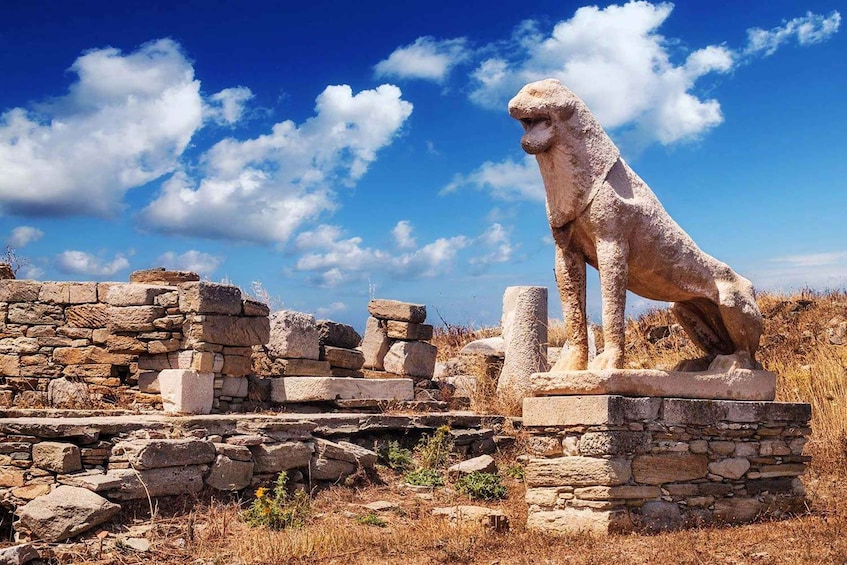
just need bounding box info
[508,79,620,227]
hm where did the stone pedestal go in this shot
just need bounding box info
[522,394,811,535]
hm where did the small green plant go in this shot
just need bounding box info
[455,472,508,500]
[505,463,525,481]
[378,440,413,471]
[404,467,444,487]
[242,471,310,529]
[415,425,454,469]
[355,512,387,527]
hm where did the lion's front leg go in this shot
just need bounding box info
[551,226,588,371]
[590,238,628,370]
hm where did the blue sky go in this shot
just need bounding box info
[0,1,843,330]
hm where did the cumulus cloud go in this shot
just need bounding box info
[55,250,130,277]
[0,39,203,216]
[315,301,348,317]
[294,224,470,287]
[7,226,44,248]
[392,220,416,249]
[156,250,224,275]
[141,84,413,243]
[470,223,517,266]
[467,3,839,145]
[442,154,543,201]
[205,86,254,126]
[745,11,841,56]
[374,37,470,82]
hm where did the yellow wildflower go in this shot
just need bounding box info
[255,487,268,499]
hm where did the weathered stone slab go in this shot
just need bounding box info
[66,304,109,328]
[206,455,253,491]
[383,341,437,378]
[0,543,39,564]
[186,315,270,346]
[448,454,496,477]
[250,442,314,473]
[271,376,413,402]
[8,303,64,325]
[310,456,356,480]
[242,299,270,317]
[179,282,243,315]
[525,457,631,487]
[708,457,751,480]
[106,466,206,500]
[574,486,661,500]
[0,280,41,302]
[58,472,124,492]
[17,485,120,541]
[527,508,632,535]
[368,299,426,323]
[53,346,132,366]
[522,395,660,427]
[386,321,434,341]
[662,399,811,425]
[107,306,165,332]
[277,358,331,377]
[317,320,361,349]
[632,454,709,484]
[361,317,390,370]
[530,368,776,401]
[578,431,649,456]
[114,439,215,470]
[104,284,173,306]
[322,346,365,370]
[713,498,762,524]
[32,442,82,473]
[267,310,320,360]
[130,267,199,285]
[158,370,213,415]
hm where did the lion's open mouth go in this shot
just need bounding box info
[516,113,554,155]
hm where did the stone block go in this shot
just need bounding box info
[0,466,25,487]
[106,466,206,500]
[206,455,253,491]
[104,283,173,306]
[636,500,682,532]
[113,439,215,470]
[574,485,661,500]
[662,399,811,425]
[522,395,660,427]
[383,340,437,378]
[242,299,270,317]
[314,438,377,467]
[107,306,165,332]
[220,376,249,397]
[38,282,70,303]
[68,282,98,304]
[578,431,650,456]
[267,310,320,359]
[271,376,413,402]
[129,267,199,285]
[322,346,365,370]
[31,442,82,473]
[385,321,434,341]
[361,317,390,370]
[8,303,64,325]
[530,368,776,401]
[632,454,708,485]
[317,319,361,349]
[62,364,114,378]
[368,299,426,323]
[250,442,314,473]
[186,315,270,347]
[158,369,213,415]
[66,304,109,328]
[310,456,356,480]
[713,498,762,524]
[277,358,331,377]
[48,377,90,407]
[0,354,20,376]
[106,334,147,354]
[17,486,121,542]
[53,346,132,366]
[708,457,750,480]
[0,544,39,565]
[527,508,632,535]
[0,280,41,302]
[525,457,631,487]
[448,454,497,477]
[179,281,243,315]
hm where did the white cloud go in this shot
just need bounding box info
[55,250,130,277]
[0,39,204,216]
[392,220,416,249]
[7,226,44,248]
[745,11,841,56]
[375,37,470,82]
[753,251,847,291]
[156,250,224,275]
[442,154,543,201]
[205,86,254,126]
[18,265,45,280]
[315,301,347,317]
[141,84,413,243]
[467,3,839,145]
[470,223,516,266]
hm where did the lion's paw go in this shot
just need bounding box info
[588,348,624,370]
[552,348,588,372]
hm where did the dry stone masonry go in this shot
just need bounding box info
[522,395,811,534]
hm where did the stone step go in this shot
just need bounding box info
[530,368,776,401]
[271,376,413,403]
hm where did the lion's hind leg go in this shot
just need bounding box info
[671,298,733,371]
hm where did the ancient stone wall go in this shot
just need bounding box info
[0,270,269,411]
[522,395,811,534]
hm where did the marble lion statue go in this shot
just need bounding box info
[508,78,763,372]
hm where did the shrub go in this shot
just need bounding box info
[505,463,525,481]
[242,471,310,530]
[378,440,413,471]
[355,512,387,527]
[455,472,508,501]
[404,468,444,487]
[415,425,454,470]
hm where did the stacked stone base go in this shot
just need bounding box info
[523,395,811,534]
